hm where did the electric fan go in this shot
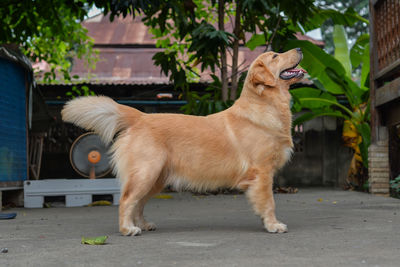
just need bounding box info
[69,132,112,179]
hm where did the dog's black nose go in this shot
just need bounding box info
[296,47,302,53]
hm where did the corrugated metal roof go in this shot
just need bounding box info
[37,14,322,86]
[70,47,169,84]
[83,14,325,47]
[67,45,263,85]
[83,14,156,45]
[294,33,325,47]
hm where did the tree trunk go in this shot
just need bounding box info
[230,0,242,101]
[218,0,228,102]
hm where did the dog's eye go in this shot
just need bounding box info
[272,54,278,59]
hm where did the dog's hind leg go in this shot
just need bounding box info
[246,168,287,233]
[132,178,165,231]
[118,155,166,236]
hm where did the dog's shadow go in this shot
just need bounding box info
[153,215,310,235]
[142,217,276,235]
[157,224,262,234]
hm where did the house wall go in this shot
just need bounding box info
[37,105,352,187]
[278,116,352,188]
[37,83,352,186]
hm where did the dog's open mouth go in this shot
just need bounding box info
[279,64,307,80]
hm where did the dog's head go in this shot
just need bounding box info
[244,48,305,97]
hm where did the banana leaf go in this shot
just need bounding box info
[333,25,352,77]
[355,122,371,168]
[324,67,366,107]
[360,43,370,91]
[291,87,339,112]
[350,34,370,70]
[293,110,346,126]
[302,7,369,32]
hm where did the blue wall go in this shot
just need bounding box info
[0,58,27,182]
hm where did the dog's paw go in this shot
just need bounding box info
[135,220,157,231]
[120,226,142,236]
[139,222,157,231]
[264,221,288,233]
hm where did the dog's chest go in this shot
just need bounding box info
[282,146,293,163]
[266,144,293,170]
[268,136,294,169]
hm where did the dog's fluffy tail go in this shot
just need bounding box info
[61,96,142,144]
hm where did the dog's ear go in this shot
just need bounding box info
[250,60,276,93]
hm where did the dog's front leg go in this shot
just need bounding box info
[131,179,164,231]
[246,171,287,233]
[119,175,155,236]
[119,195,142,236]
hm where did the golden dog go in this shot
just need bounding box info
[62,48,305,236]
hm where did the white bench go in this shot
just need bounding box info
[24,179,120,208]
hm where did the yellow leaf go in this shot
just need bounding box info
[354,153,363,162]
[87,200,112,207]
[342,120,358,138]
[317,198,323,202]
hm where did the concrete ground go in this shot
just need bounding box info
[1,188,400,267]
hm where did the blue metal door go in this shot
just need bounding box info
[0,58,27,182]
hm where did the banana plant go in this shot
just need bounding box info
[285,26,370,185]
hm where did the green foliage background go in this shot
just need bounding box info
[0,0,97,84]
[0,0,371,182]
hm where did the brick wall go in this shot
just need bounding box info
[368,140,390,196]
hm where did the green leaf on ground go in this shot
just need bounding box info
[81,236,108,245]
